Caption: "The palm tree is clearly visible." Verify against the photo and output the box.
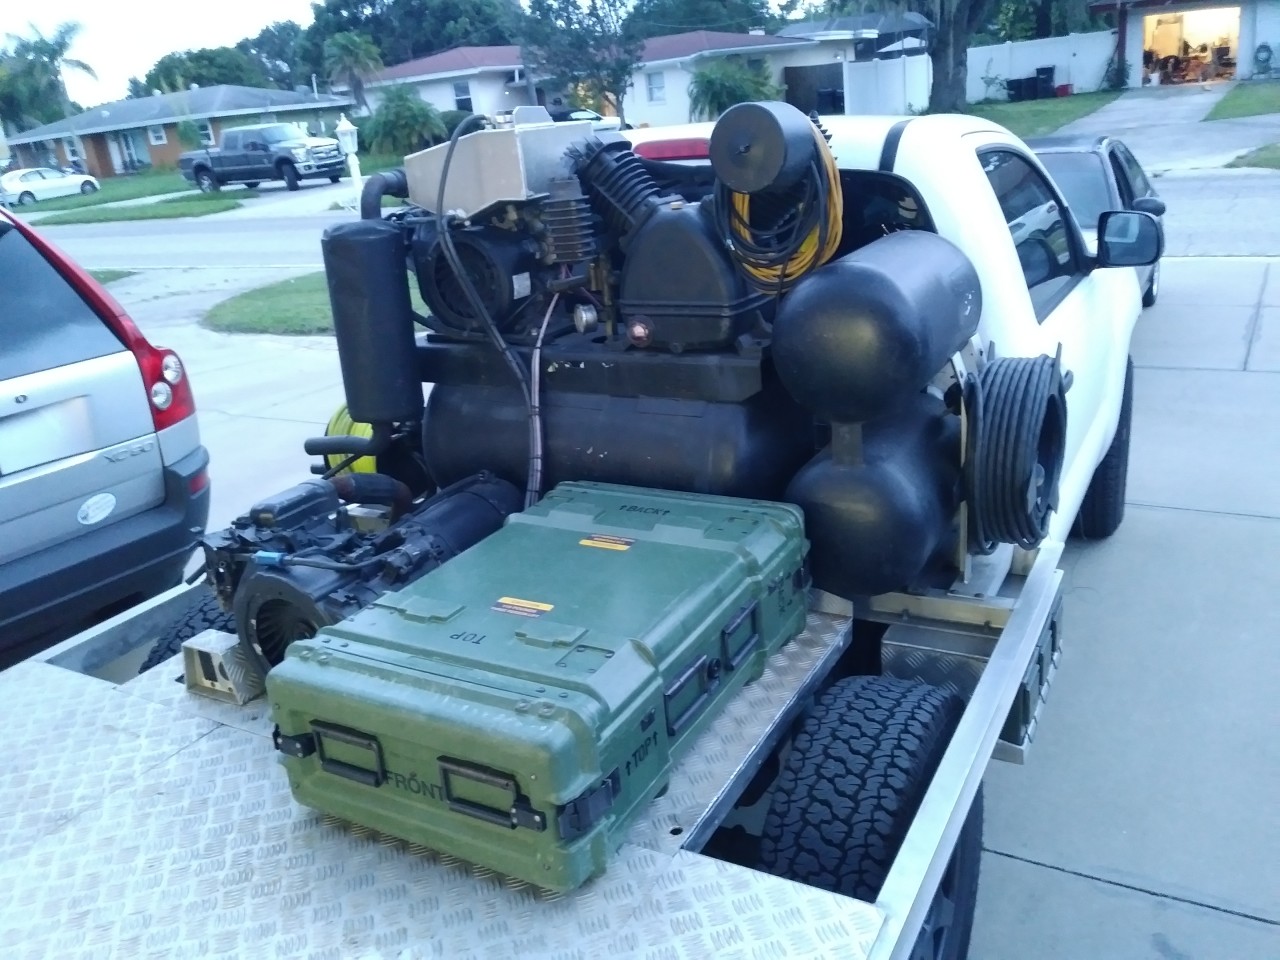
[688,59,778,121]
[324,32,384,114]
[5,22,95,152]
[366,84,446,155]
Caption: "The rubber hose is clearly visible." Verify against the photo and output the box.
[360,168,409,220]
[328,472,414,520]
[964,354,1067,553]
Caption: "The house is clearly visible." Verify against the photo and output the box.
[776,12,934,57]
[1089,0,1280,84]
[620,31,817,127]
[770,16,935,116]
[5,85,353,179]
[357,46,539,117]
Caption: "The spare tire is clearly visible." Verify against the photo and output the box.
[138,587,236,674]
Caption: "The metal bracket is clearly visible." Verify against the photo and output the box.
[182,629,265,704]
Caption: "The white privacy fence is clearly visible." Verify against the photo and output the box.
[967,31,1119,102]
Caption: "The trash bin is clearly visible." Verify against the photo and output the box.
[1036,67,1056,100]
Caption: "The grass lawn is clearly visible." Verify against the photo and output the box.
[361,153,407,174]
[89,270,137,285]
[26,171,192,212]
[1227,143,1280,168]
[1207,81,1280,120]
[36,193,246,226]
[968,90,1122,138]
[205,270,431,336]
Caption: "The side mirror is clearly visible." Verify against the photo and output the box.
[1096,210,1163,268]
[1132,195,1166,217]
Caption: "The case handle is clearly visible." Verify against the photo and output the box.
[311,721,386,788]
[438,757,547,831]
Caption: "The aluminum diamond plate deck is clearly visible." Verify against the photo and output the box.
[0,612,884,960]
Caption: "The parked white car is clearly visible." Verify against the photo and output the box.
[546,106,627,132]
[1,167,100,205]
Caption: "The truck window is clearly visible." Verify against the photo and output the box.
[222,131,241,151]
[981,149,1078,320]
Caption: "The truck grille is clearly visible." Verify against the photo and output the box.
[311,145,342,163]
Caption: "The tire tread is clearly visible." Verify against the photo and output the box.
[138,588,235,674]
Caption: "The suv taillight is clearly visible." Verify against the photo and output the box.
[5,212,197,431]
[117,318,197,431]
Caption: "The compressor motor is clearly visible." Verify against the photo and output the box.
[203,471,522,672]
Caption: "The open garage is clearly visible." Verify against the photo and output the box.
[1092,0,1280,84]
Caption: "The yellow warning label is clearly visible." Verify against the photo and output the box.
[492,596,555,618]
[579,534,635,551]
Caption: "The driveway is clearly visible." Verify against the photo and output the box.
[972,255,1280,958]
[1057,81,1280,171]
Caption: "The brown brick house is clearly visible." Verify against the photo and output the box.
[6,85,353,179]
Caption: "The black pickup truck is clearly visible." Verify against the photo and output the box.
[179,122,346,192]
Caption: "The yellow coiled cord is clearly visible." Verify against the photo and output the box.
[724,121,844,293]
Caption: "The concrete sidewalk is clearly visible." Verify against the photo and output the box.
[972,256,1280,959]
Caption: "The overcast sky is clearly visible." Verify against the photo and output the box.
[20,2,319,107]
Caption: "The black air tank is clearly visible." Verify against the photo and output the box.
[786,394,961,599]
[771,229,982,425]
[422,375,814,500]
[321,219,424,424]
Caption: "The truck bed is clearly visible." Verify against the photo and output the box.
[0,544,1064,959]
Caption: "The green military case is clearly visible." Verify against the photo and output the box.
[267,481,809,892]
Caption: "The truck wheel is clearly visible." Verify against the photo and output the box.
[138,586,236,674]
[757,675,982,960]
[281,162,301,191]
[328,174,342,183]
[244,181,260,189]
[1142,261,1160,308]
[195,170,219,193]
[1072,356,1133,540]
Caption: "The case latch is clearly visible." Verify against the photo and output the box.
[557,770,620,842]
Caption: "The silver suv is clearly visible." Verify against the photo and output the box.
[0,208,210,652]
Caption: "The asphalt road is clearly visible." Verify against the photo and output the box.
[37,213,338,270]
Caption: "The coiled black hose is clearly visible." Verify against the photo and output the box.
[964,354,1068,554]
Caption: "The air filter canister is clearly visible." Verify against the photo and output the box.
[708,101,818,195]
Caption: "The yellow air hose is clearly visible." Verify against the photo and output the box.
[723,120,844,293]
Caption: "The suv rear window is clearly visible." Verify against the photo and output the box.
[0,222,125,381]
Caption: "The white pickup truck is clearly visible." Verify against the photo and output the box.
[0,111,1159,960]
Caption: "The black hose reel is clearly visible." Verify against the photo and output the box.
[963,352,1069,554]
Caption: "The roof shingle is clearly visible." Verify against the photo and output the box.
[7,85,352,144]
[370,45,526,85]
[639,30,812,62]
